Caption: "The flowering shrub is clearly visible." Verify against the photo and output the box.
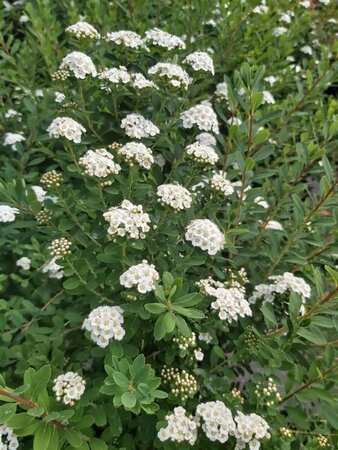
[0,1,338,449]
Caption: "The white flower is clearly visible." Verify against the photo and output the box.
[227,117,242,126]
[82,305,125,347]
[0,425,19,450]
[47,117,86,143]
[264,76,278,86]
[280,12,293,24]
[185,219,225,255]
[198,332,212,344]
[103,200,151,239]
[55,91,66,103]
[185,141,219,165]
[120,260,159,293]
[262,91,275,104]
[148,63,190,89]
[254,196,269,208]
[79,149,121,178]
[99,66,131,84]
[210,172,234,196]
[4,109,22,120]
[130,73,157,90]
[35,89,44,97]
[144,28,186,50]
[183,51,214,75]
[157,407,198,445]
[265,220,283,231]
[300,45,313,55]
[215,81,228,100]
[234,411,270,449]
[181,103,219,133]
[196,401,236,443]
[195,132,217,146]
[300,0,311,6]
[116,142,154,169]
[272,27,288,37]
[106,30,144,48]
[66,21,100,39]
[121,113,159,139]
[16,257,31,270]
[59,51,97,79]
[3,132,25,149]
[253,5,268,14]
[157,183,192,211]
[53,372,86,405]
[319,0,330,5]
[0,205,19,222]
[41,257,64,279]
[31,186,47,202]
[194,349,204,361]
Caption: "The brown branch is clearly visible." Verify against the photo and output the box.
[22,289,64,333]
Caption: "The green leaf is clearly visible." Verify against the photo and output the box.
[33,422,53,450]
[121,392,136,408]
[90,438,108,450]
[63,278,82,290]
[112,372,130,388]
[144,303,167,314]
[173,315,190,337]
[172,305,205,319]
[27,406,44,417]
[0,403,16,423]
[154,315,168,340]
[253,129,269,147]
[173,293,202,307]
[251,92,263,111]
[297,326,327,345]
[65,428,83,448]
[261,303,277,327]
[6,413,37,429]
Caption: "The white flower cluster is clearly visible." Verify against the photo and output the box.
[196,132,217,146]
[79,149,121,178]
[131,73,158,90]
[198,277,252,322]
[16,257,31,270]
[265,220,283,231]
[41,257,64,279]
[249,272,311,311]
[3,132,25,149]
[66,21,100,39]
[0,205,19,223]
[103,200,151,239]
[262,91,275,104]
[183,51,214,74]
[157,407,198,445]
[161,366,198,400]
[119,260,159,293]
[47,117,86,143]
[59,51,97,79]
[0,425,19,450]
[198,332,212,344]
[144,28,186,50]
[106,30,144,49]
[55,91,65,103]
[215,81,228,100]
[82,305,125,347]
[210,172,234,196]
[31,185,47,202]
[148,63,190,89]
[254,196,269,208]
[99,67,157,90]
[53,372,86,405]
[121,113,160,139]
[234,411,270,450]
[157,183,192,211]
[272,27,287,37]
[181,102,219,133]
[196,401,236,443]
[185,219,225,255]
[4,109,22,120]
[116,142,154,169]
[185,142,219,165]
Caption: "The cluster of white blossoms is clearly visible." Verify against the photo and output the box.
[31,185,47,202]
[183,51,214,74]
[196,401,236,443]
[254,196,269,208]
[115,142,154,169]
[272,27,287,37]
[185,219,225,255]
[105,30,144,49]
[99,67,157,90]
[103,200,151,239]
[144,28,186,50]
[3,132,25,149]
[59,51,97,79]
[0,425,19,450]
[66,21,100,39]
[198,331,212,344]
[41,257,64,279]
[16,256,31,270]
[249,272,311,312]
[148,63,190,89]
[215,81,228,100]
[262,91,275,104]
[121,113,160,139]
[0,205,19,223]
[79,149,121,178]
[53,372,86,406]
[195,132,217,147]
[157,183,192,211]
[157,407,198,445]
[255,378,282,407]
[210,172,235,196]
[234,411,270,450]
[4,108,22,120]
[265,220,283,231]
[181,102,219,133]
[185,142,219,165]
[82,305,125,347]
[119,260,159,293]
[197,277,252,323]
[47,117,86,143]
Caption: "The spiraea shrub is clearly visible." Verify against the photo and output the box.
[0,1,338,449]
